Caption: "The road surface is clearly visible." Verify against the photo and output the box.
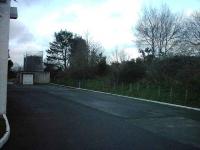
[3,84,200,150]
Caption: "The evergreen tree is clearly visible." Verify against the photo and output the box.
[46,30,73,70]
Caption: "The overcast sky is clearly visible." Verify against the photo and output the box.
[9,0,200,65]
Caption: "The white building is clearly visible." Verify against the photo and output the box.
[0,0,17,114]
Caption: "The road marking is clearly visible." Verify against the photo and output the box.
[50,83,200,112]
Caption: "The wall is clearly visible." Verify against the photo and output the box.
[19,72,50,84]
[0,0,10,114]
[34,72,50,84]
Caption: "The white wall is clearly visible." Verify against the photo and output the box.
[34,72,50,84]
[0,0,10,114]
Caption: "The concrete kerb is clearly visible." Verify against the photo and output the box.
[0,114,10,149]
[50,83,200,112]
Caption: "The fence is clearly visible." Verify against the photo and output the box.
[56,79,200,108]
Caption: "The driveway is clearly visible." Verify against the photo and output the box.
[3,84,200,150]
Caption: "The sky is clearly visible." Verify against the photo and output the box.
[9,0,200,65]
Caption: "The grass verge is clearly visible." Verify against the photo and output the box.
[54,79,200,108]
[0,116,6,138]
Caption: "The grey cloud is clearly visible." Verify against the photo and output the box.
[9,20,34,44]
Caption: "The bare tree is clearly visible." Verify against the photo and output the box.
[135,7,157,57]
[84,31,105,66]
[135,5,182,58]
[119,49,130,62]
[157,5,182,56]
[110,47,130,63]
[180,11,200,56]
[89,42,105,66]
[111,47,120,63]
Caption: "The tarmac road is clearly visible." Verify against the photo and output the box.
[3,84,200,150]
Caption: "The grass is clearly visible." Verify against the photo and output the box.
[0,116,6,138]
[54,79,200,108]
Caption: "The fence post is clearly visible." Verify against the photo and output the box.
[121,82,124,94]
[102,81,105,91]
[113,82,116,90]
[129,84,132,92]
[78,81,81,88]
[85,80,87,89]
[146,83,149,89]
[158,86,160,98]
[96,80,98,90]
[136,83,140,96]
[185,89,188,105]
[170,87,173,102]
[137,83,140,92]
